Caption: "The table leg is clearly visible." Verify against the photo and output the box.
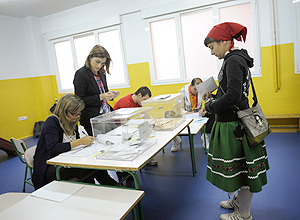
[55,165,62,180]
[132,207,138,220]
[128,171,144,220]
[187,126,197,176]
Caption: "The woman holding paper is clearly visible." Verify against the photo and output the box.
[32,94,117,190]
[203,22,269,220]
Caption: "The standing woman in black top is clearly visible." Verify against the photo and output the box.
[203,22,269,220]
[73,45,120,136]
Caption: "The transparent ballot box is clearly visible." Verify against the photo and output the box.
[141,93,185,130]
[90,107,157,161]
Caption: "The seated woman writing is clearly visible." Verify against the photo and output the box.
[32,94,117,189]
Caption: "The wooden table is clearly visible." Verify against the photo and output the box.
[0,181,144,220]
[47,119,193,220]
[180,117,208,151]
[47,119,194,187]
[178,117,208,174]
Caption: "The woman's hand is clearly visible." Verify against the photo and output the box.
[79,136,94,145]
[198,108,207,117]
[100,91,120,100]
[110,90,120,99]
[70,136,94,149]
[202,91,212,100]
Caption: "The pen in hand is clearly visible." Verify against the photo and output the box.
[81,130,94,145]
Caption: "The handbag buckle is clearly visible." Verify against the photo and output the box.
[255,115,264,127]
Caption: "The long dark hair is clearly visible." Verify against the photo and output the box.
[85,45,112,74]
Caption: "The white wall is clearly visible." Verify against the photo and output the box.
[0,15,31,79]
[0,15,50,80]
[120,11,149,64]
[22,16,50,77]
[257,0,295,47]
[40,0,178,33]
[0,0,297,80]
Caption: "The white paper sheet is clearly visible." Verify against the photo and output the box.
[60,145,96,157]
[184,112,202,120]
[192,117,209,123]
[96,134,122,145]
[31,181,83,203]
[152,94,171,100]
[196,76,218,97]
[113,107,141,115]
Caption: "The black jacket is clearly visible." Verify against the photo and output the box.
[73,66,113,135]
[205,49,253,122]
[32,116,80,189]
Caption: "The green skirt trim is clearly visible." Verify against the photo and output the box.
[206,121,269,193]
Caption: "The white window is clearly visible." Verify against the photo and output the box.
[74,34,96,69]
[150,17,181,81]
[97,28,127,87]
[53,39,74,93]
[146,0,260,85]
[180,8,216,81]
[51,26,128,94]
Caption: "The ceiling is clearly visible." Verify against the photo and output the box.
[0,0,101,18]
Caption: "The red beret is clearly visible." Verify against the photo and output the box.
[207,22,247,42]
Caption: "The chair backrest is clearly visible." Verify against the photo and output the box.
[10,138,28,163]
[24,145,37,169]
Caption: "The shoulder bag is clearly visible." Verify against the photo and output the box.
[235,78,271,146]
[219,77,271,146]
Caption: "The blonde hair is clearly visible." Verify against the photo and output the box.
[53,94,85,135]
[85,45,112,74]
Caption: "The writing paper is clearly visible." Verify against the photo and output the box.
[196,76,217,97]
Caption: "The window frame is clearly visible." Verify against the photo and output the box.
[50,25,129,94]
[146,13,187,86]
[145,0,261,86]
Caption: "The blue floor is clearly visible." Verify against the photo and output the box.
[1,133,300,219]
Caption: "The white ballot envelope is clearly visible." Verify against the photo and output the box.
[196,76,218,97]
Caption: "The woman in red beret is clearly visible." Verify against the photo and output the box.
[203,22,269,220]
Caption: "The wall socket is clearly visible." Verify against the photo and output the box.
[18,116,27,121]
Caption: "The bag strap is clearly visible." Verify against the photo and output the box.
[249,76,258,107]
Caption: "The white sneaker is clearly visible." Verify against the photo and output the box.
[220,209,252,220]
[171,143,179,152]
[174,136,181,144]
[220,195,239,210]
[147,158,158,166]
[201,133,209,149]
[171,136,181,152]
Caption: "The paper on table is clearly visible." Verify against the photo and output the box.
[96,134,122,145]
[184,112,202,120]
[196,76,218,97]
[60,145,96,157]
[152,94,172,100]
[113,107,141,115]
[31,181,83,203]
